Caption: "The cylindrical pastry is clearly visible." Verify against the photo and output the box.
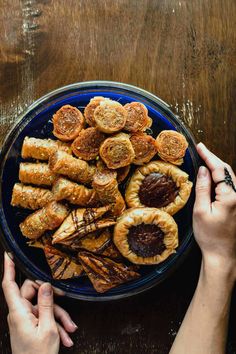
[72,127,106,161]
[21,137,71,160]
[11,183,54,210]
[155,130,188,165]
[52,105,85,141]
[19,162,56,186]
[96,159,130,183]
[130,132,158,165]
[19,201,69,239]
[124,102,150,132]
[84,96,109,127]
[99,133,135,169]
[94,100,127,133]
[52,177,99,206]
[92,169,126,216]
[49,150,96,185]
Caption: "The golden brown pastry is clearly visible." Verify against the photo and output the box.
[124,102,150,132]
[52,177,99,207]
[96,159,130,184]
[155,130,188,165]
[11,183,54,210]
[99,133,135,169]
[113,207,178,265]
[92,169,126,217]
[130,132,158,165]
[21,137,71,160]
[19,201,69,239]
[94,100,127,133]
[49,150,96,185]
[72,127,106,161]
[44,246,83,279]
[19,162,56,186]
[52,105,85,141]
[84,96,109,126]
[125,160,192,215]
[78,251,140,293]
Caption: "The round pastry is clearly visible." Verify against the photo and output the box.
[99,133,135,169]
[72,127,106,160]
[130,132,158,165]
[52,105,85,141]
[113,207,178,265]
[94,100,127,133]
[124,102,150,132]
[84,96,108,127]
[125,160,192,215]
[156,130,188,165]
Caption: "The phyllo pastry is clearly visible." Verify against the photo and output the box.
[113,207,178,265]
[78,251,140,293]
[52,105,85,141]
[19,162,56,186]
[156,130,188,165]
[94,100,127,133]
[124,102,150,132]
[21,137,71,160]
[84,96,109,127]
[130,132,158,165]
[125,161,192,215]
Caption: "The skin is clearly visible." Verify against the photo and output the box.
[169,142,236,354]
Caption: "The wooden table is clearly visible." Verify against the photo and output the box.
[1,1,235,353]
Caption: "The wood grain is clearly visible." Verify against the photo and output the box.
[0,1,235,353]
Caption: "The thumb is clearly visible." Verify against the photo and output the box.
[194,166,212,213]
[38,283,55,330]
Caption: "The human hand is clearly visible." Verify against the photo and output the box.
[2,252,77,354]
[193,143,236,278]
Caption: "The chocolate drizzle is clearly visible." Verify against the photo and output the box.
[139,173,179,208]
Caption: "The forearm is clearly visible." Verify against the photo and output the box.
[169,258,235,354]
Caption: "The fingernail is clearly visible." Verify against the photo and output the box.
[198,166,208,177]
[7,252,14,260]
[67,338,74,347]
[42,283,52,296]
[35,280,43,285]
[71,320,78,329]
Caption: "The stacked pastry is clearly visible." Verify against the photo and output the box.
[10,97,192,293]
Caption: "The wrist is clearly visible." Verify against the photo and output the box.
[202,253,235,285]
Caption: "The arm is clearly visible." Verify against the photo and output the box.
[170,143,236,354]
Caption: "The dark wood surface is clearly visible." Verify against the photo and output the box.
[0,1,235,353]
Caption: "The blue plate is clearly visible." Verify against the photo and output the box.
[0,81,199,301]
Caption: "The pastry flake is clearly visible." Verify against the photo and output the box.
[124,102,150,132]
[94,100,127,134]
[130,132,158,165]
[156,130,188,165]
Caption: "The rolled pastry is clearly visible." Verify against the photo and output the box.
[124,102,150,132]
[21,137,71,160]
[156,130,188,165]
[72,127,106,161]
[92,169,126,216]
[99,133,135,169]
[19,201,69,239]
[84,96,109,126]
[130,132,158,165]
[11,183,54,210]
[49,150,96,185]
[19,162,56,186]
[96,159,130,183]
[52,177,99,206]
[52,105,85,141]
[94,100,127,133]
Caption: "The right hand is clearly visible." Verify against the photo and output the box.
[193,143,236,277]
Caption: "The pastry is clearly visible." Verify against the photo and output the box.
[96,159,130,184]
[99,133,135,169]
[130,132,158,165]
[84,96,109,126]
[21,137,71,160]
[94,100,127,133]
[113,207,178,264]
[156,130,188,165]
[125,160,192,215]
[72,127,106,161]
[19,162,56,186]
[52,105,85,141]
[124,102,150,132]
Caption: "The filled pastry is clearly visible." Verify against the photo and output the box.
[124,102,150,132]
[72,127,106,161]
[130,132,158,165]
[99,133,135,169]
[84,96,109,126]
[94,100,127,133]
[113,207,178,264]
[21,137,71,160]
[19,162,56,186]
[125,160,192,215]
[11,183,54,210]
[156,130,188,165]
[52,105,85,141]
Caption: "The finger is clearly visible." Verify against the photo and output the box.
[38,283,56,330]
[2,252,22,311]
[194,166,212,213]
[54,304,78,333]
[57,323,74,348]
[35,280,65,296]
[20,280,39,301]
